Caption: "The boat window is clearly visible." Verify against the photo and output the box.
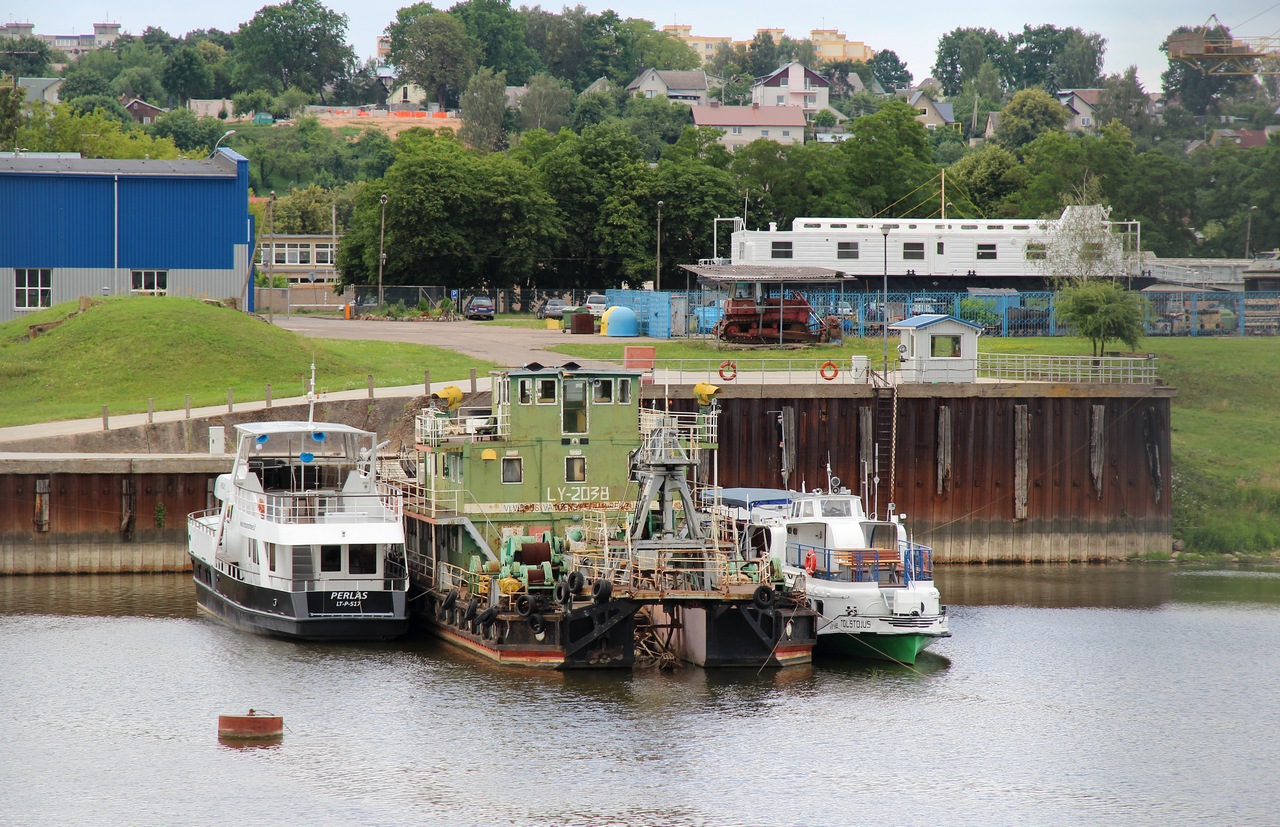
[518,378,532,405]
[562,379,588,434]
[977,243,997,260]
[903,242,925,260]
[799,501,816,518]
[593,378,613,403]
[618,378,632,404]
[536,378,557,404]
[502,457,523,484]
[320,544,342,572]
[566,456,586,482]
[960,224,978,230]
[348,543,377,574]
[249,539,260,565]
[868,524,896,550]
[821,499,851,517]
[803,222,821,229]
[830,223,847,229]
[266,543,276,572]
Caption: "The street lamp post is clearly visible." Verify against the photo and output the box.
[881,224,890,377]
[378,194,388,309]
[1245,205,1258,258]
[209,129,236,157]
[655,200,664,291]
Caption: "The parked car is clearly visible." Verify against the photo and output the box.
[585,294,607,318]
[464,296,495,320]
[537,298,568,319]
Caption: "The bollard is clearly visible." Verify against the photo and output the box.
[148,398,154,424]
[185,394,191,419]
[228,388,234,413]
[368,374,374,398]
[470,367,477,393]
[266,383,272,409]
[102,405,109,431]
[424,369,431,395]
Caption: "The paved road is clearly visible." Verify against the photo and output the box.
[270,316,654,369]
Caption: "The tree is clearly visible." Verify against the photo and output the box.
[1054,280,1144,356]
[460,67,509,151]
[66,95,133,127]
[148,108,224,151]
[995,88,1069,150]
[162,46,214,104]
[870,49,912,91]
[1039,180,1127,285]
[812,109,837,128]
[1053,30,1106,89]
[233,0,355,100]
[1094,66,1154,142]
[113,66,166,105]
[233,89,275,117]
[1160,23,1252,116]
[933,27,1011,96]
[17,104,180,159]
[0,77,23,146]
[449,0,540,84]
[0,36,53,77]
[387,8,479,110]
[946,144,1025,215]
[747,31,781,78]
[519,72,572,133]
[823,59,869,99]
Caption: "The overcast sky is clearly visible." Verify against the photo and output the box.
[12,1,1277,91]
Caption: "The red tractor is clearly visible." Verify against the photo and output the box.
[713,283,837,344]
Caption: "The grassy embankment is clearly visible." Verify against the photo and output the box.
[0,297,498,427]
[544,335,1280,560]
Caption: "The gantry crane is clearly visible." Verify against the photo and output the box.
[1167,13,1280,75]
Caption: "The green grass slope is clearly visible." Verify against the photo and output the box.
[0,297,497,427]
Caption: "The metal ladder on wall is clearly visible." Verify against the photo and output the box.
[873,386,898,519]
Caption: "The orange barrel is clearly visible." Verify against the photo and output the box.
[218,709,283,739]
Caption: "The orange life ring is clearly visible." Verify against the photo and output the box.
[819,361,839,381]
[718,360,737,381]
[804,548,818,575]
[257,497,266,517]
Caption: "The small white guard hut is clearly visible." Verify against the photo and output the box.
[889,314,983,383]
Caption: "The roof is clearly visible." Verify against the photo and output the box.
[718,487,795,509]
[889,314,984,331]
[0,153,242,177]
[235,421,375,438]
[690,105,807,128]
[679,264,856,283]
[755,62,828,88]
[17,77,62,103]
[507,362,641,378]
[1062,88,1102,107]
[933,102,955,123]
[627,68,710,92]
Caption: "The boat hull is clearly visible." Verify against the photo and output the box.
[193,569,408,641]
[815,629,944,665]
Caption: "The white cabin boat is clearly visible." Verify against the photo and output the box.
[726,488,949,664]
[187,420,408,640]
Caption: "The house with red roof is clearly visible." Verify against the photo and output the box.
[690,103,807,150]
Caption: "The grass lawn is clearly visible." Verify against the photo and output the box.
[0,297,499,427]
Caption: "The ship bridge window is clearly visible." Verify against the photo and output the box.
[566,456,586,482]
[320,544,342,572]
[903,242,925,260]
[960,224,978,230]
[987,225,1004,230]
[1013,224,1030,230]
[562,379,588,434]
[803,222,821,228]
[592,378,614,403]
[518,378,532,405]
[349,543,377,574]
[821,499,851,517]
[536,378,557,404]
[618,378,632,404]
[502,457,523,484]
[837,241,859,259]
[771,241,793,259]
[267,543,277,572]
[977,243,997,260]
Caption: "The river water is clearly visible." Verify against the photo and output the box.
[2,565,1278,827]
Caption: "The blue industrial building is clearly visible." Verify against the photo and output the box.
[0,149,254,324]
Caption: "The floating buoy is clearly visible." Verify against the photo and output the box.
[218,709,283,740]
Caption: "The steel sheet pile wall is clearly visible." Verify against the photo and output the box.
[669,385,1172,562]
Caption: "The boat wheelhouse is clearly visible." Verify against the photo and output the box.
[188,419,408,640]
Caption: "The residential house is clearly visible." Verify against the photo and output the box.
[809,29,874,63]
[582,77,615,96]
[1206,127,1279,148]
[123,98,165,125]
[751,62,831,119]
[661,25,731,66]
[690,103,806,150]
[1057,89,1102,132]
[188,98,234,119]
[16,77,62,105]
[983,111,1000,141]
[626,69,714,105]
[907,90,956,130]
[504,86,529,109]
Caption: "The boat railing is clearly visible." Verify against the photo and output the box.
[235,485,402,526]
[393,475,463,518]
[187,508,219,538]
[415,408,510,447]
[787,541,910,584]
[901,541,934,582]
[280,572,409,592]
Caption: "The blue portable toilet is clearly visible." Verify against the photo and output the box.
[605,305,640,337]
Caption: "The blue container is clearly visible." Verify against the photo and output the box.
[605,306,640,337]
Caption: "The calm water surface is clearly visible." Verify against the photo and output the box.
[2,565,1278,826]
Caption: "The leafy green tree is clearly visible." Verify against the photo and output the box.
[233,89,275,117]
[273,87,313,118]
[568,89,620,131]
[995,88,1069,150]
[933,27,1012,95]
[1054,280,1144,356]
[946,144,1025,215]
[148,108,224,151]
[708,42,750,80]
[712,72,753,106]
[519,72,573,133]
[812,109,838,128]
[661,125,732,169]
[654,154,737,277]
[1160,23,1252,117]
[460,67,509,151]
[58,69,114,102]
[162,46,214,104]
[621,95,692,162]
[233,0,355,100]
[823,59,870,98]
[1053,30,1106,89]
[352,128,396,179]
[0,36,53,77]
[112,65,165,104]
[331,58,387,107]
[616,20,700,74]
[1093,66,1154,143]
[17,104,181,159]
[746,31,781,77]
[66,95,133,126]
[449,0,540,84]
[870,49,912,91]
[0,76,23,146]
[387,6,479,110]
[139,26,179,54]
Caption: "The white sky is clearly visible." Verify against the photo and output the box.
[11,1,1279,91]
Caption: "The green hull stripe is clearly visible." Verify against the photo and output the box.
[815,632,935,665]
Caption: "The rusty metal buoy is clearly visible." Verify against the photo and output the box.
[218,708,283,740]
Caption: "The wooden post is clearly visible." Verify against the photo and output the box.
[266,383,272,408]
[228,388,234,413]
[1014,404,1028,521]
[185,394,191,419]
[469,367,477,393]
[368,374,375,398]
[102,405,109,431]
[424,369,431,395]
[148,398,154,424]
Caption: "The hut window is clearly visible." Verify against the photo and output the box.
[618,379,632,404]
[502,457,523,484]
[518,379,533,404]
[930,335,962,358]
[536,378,557,404]
[566,456,586,482]
[562,379,588,434]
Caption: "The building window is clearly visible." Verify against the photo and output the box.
[837,242,859,259]
[1025,241,1047,260]
[731,126,743,135]
[780,76,789,86]
[618,378,632,404]
[593,378,613,403]
[776,95,785,105]
[804,95,816,106]
[903,242,925,260]
[977,244,997,260]
[566,456,586,482]
[536,378,557,404]
[14,268,52,310]
[781,130,791,137]
[931,335,962,358]
[562,378,588,434]
[771,241,793,259]
[502,457,523,484]
[1081,117,1092,126]
[645,89,655,98]
[314,243,332,265]
[130,270,168,295]
[761,129,770,137]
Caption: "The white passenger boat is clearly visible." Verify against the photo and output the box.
[187,382,408,640]
[726,487,949,664]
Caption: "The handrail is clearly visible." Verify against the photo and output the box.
[976,352,1158,384]
[785,540,934,583]
[233,485,402,526]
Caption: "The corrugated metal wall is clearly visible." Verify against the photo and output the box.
[119,176,242,269]
[0,175,115,267]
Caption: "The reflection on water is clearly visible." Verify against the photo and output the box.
[2,567,1279,826]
